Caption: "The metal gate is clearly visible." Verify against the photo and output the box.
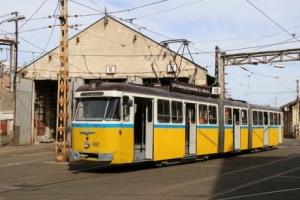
[16,78,34,146]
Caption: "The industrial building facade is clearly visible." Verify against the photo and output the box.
[8,16,210,145]
[280,99,300,138]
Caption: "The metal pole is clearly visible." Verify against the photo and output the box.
[219,51,225,99]
[10,43,15,93]
[296,80,300,138]
[55,0,69,162]
[12,12,19,146]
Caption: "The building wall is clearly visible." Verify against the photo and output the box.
[21,17,207,85]
[0,74,14,136]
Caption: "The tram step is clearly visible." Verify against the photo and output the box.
[183,155,197,159]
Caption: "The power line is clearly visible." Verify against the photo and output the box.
[19,0,48,30]
[246,0,300,43]
[41,1,60,55]
[133,0,204,20]
[90,0,105,12]
[109,0,167,14]
[69,0,104,13]
[0,13,13,19]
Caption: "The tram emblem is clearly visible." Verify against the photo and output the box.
[80,131,96,135]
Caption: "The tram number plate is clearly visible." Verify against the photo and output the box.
[93,142,99,147]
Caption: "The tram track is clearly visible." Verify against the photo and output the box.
[1,151,300,198]
[116,153,300,200]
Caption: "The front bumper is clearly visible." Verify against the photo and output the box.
[69,150,114,162]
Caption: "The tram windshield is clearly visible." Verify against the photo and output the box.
[74,97,120,121]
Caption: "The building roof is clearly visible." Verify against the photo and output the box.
[19,16,207,74]
[280,99,297,109]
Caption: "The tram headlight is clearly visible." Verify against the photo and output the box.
[84,141,90,149]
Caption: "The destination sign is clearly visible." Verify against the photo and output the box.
[169,80,210,97]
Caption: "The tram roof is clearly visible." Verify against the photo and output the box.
[76,81,218,103]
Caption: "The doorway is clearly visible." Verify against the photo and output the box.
[133,97,153,161]
[185,103,196,155]
[233,108,241,151]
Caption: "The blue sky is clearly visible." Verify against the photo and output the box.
[0,0,299,107]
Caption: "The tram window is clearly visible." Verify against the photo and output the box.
[123,96,130,121]
[258,111,263,125]
[105,98,120,120]
[209,105,217,124]
[241,110,248,125]
[225,107,232,125]
[198,104,208,124]
[274,113,278,125]
[253,111,258,125]
[75,97,120,121]
[270,112,274,125]
[171,101,183,123]
[157,99,170,123]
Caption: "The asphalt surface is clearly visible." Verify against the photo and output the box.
[0,137,300,200]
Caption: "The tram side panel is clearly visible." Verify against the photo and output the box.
[153,125,185,161]
[251,110,264,149]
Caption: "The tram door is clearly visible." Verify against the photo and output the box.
[233,109,241,151]
[185,103,196,155]
[263,112,269,147]
[133,97,153,161]
[279,113,282,144]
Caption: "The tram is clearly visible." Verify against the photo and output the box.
[69,80,283,165]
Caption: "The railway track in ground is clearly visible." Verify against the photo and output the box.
[1,147,300,200]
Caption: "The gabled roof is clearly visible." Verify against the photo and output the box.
[19,16,208,74]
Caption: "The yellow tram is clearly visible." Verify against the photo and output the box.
[70,81,283,165]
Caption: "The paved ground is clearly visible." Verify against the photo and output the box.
[0,138,300,200]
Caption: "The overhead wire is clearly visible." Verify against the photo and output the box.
[41,1,60,55]
[132,0,204,20]
[19,0,48,30]
[246,0,300,43]
[69,0,104,13]
[0,13,13,19]
[109,0,167,14]
[89,0,105,12]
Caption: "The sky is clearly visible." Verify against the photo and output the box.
[0,0,299,107]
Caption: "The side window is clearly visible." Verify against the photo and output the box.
[241,110,248,125]
[209,105,217,124]
[225,107,232,125]
[123,96,130,121]
[270,112,274,125]
[253,111,258,125]
[279,113,281,125]
[258,111,263,125]
[198,104,208,124]
[157,99,170,123]
[171,101,183,123]
[274,113,278,125]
